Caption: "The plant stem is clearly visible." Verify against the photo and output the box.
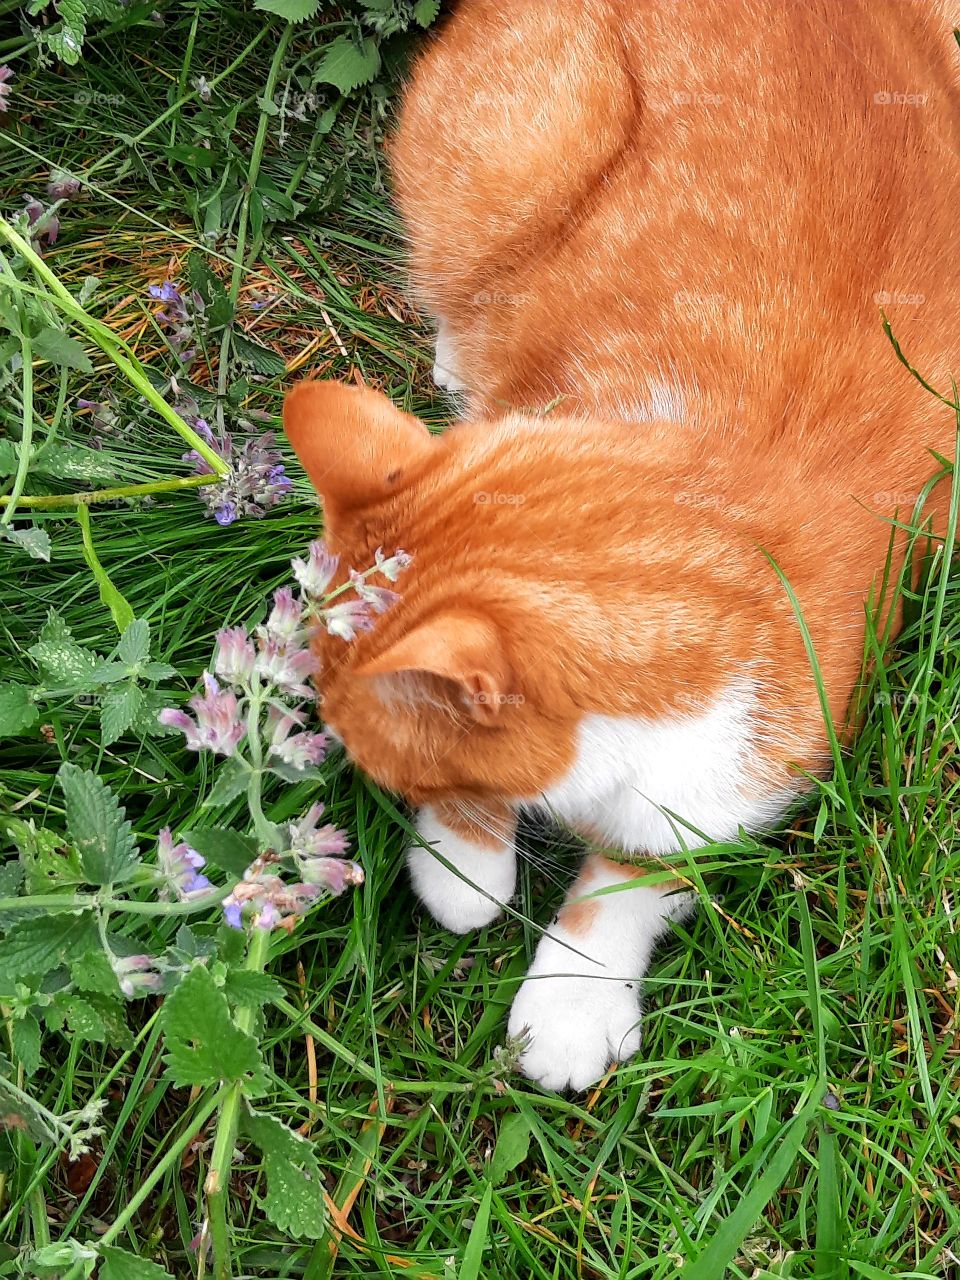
[59,1087,225,1280]
[0,472,222,508]
[0,221,229,476]
[0,885,234,917]
[204,927,271,1280]
[0,309,32,528]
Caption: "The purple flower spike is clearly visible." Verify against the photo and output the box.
[223,899,243,930]
[0,67,13,114]
[288,803,349,857]
[214,626,256,686]
[349,569,399,616]
[214,502,238,526]
[322,598,375,643]
[292,541,339,598]
[112,953,164,999]
[159,672,245,756]
[157,827,212,901]
[374,547,413,583]
[47,168,81,200]
[254,635,317,700]
[299,857,364,895]
[265,586,302,643]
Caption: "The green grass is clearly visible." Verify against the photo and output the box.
[2,4,960,1278]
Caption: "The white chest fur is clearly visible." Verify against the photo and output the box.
[537,682,797,855]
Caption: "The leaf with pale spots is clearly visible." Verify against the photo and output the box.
[243,1107,325,1238]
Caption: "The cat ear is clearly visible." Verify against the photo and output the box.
[282,380,438,513]
[355,610,512,725]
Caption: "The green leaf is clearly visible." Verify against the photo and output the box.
[99,1244,176,1280]
[224,970,284,1008]
[29,610,99,687]
[160,964,262,1087]
[12,1011,41,1075]
[0,683,39,737]
[232,331,286,376]
[0,916,98,989]
[5,817,85,893]
[202,756,250,808]
[489,1113,531,1185]
[314,34,380,94]
[253,0,321,20]
[459,1181,494,1280]
[117,618,150,666]
[3,524,51,560]
[182,827,256,877]
[100,683,144,746]
[44,993,108,1042]
[32,326,94,373]
[413,0,440,25]
[243,1107,325,1238]
[58,763,140,886]
[77,503,135,634]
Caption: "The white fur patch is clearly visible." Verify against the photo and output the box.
[538,681,796,854]
[409,805,517,933]
[507,860,692,1091]
[432,320,468,393]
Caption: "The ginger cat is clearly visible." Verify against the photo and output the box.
[284,0,960,1091]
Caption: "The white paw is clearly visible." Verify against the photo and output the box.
[408,808,516,933]
[507,973,642,1092]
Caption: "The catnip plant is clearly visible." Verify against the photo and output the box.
[0,540,410,1280]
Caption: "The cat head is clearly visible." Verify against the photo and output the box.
[283,379,580,809]
[282,380,724,811]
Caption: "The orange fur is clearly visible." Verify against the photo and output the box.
[286,0,960,834]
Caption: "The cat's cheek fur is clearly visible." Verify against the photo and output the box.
[408,804,518,933]
[508,856,694,1092]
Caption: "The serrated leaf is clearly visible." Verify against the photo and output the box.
[0,916,98,989]
[232,331,286,376]
[243,1107,325,1238]
[117,618,150,665]
[5,817,85,893]
[314,34,380,94]
[32,443,116,481]
[58,763,140,886]
[182,827,256,878]
[100,683,144,746]
[32,326,94,372]
[0,859,23,897]
[12,1011,41,1075]
[99,1244,176,1280]
[254,0,321,20]
[3,524,51,560]
[224,970,284,1008]
[0,683,39,737]
[202,757,249,808]
[29,633,98,687]
[489,1112,531,1185]
[413,0,440,25]
[69,947,121,995]
[44,993,107,1042]
[160,964,262,1086]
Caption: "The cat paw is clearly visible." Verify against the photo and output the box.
[507,974,642,1092]
[408,809,516,933]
